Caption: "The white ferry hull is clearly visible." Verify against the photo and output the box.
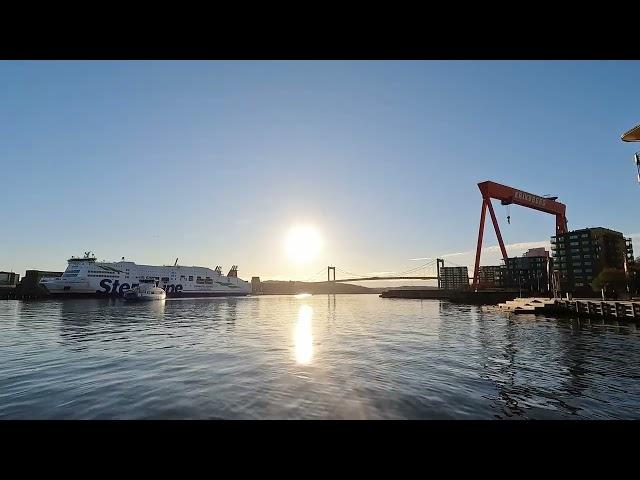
[40,256,252,298]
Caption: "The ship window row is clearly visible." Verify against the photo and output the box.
[88,274,119,278]
[118,274,206,282]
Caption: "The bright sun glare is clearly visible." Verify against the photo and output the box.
[285,225,322,264]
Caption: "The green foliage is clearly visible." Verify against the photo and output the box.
[591,268,627,292]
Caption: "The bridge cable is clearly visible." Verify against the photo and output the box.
[394,259,437,276]
[304,267,329,283]
[335,267,367,279]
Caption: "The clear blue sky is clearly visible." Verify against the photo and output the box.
[1,61,638,281]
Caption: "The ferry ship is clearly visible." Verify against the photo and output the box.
[40,252,252,298]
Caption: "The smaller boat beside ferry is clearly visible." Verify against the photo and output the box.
[123,278,166,302]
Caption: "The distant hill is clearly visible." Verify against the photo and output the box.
[259,281,385,295]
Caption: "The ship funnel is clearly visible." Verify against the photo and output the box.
[227,265,238,277]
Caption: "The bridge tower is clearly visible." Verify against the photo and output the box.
[436,258,444,289]
[327,266,336,282]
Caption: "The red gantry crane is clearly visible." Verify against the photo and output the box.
[472,181,568,289]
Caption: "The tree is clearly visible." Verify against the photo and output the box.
[591,268,627,293]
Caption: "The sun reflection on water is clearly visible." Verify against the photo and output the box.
[294,304,313,365]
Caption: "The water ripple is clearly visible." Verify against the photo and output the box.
[1,295,640,419]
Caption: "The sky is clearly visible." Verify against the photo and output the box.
[1,61,638,284]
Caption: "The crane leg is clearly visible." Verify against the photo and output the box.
[486,197,509,264]
[472,200,487,289]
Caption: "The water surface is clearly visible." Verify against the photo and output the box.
[1,294,639,419]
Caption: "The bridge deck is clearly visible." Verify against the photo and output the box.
[319,276,476,283]
[330,276,437,282]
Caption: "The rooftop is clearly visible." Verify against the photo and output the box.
[553,227,625,237]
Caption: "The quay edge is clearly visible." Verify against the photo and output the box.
[380,289,520,305]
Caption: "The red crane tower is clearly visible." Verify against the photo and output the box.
[472,181,568,289]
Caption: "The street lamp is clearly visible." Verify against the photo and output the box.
[621,122,640,183]
[622,123,640,141]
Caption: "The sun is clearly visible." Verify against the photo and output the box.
[285,225,323,264]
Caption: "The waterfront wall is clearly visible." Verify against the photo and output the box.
[380,288,521,305]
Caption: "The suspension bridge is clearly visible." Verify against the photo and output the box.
[303,258,472,287]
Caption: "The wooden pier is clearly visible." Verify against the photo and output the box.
[491,297,640,320]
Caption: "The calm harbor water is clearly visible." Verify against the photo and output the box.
[1,294,639,419]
